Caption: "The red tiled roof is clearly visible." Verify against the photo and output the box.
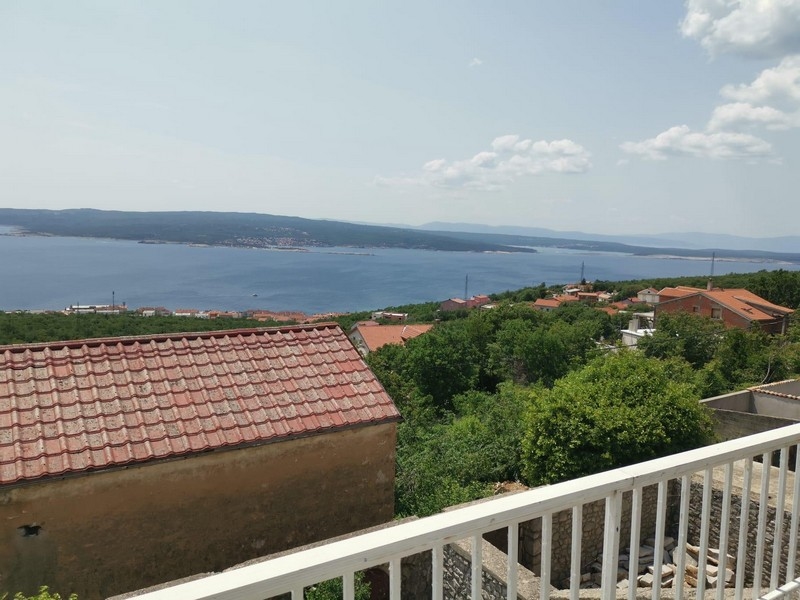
[534,298,561,309]
[0,324,400,486]
[657,286,704,301]
[703,289,794,321]
[353,323,433,352]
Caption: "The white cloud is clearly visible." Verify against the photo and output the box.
[720,54,800,104]
[620,125,773,159]
[708,101,798,130]
[377,135,592,191]
[469,57,484,68]
[681,0,800,58]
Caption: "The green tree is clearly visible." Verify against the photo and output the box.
[394,384,530,516]
[521,351,714,486]
[403,322,481,414]
[639,312,726,368]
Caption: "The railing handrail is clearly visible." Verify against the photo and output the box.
[131,422,800,600]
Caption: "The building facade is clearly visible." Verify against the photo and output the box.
[0,324,400,599]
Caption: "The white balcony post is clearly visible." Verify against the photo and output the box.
[788,445,800,582]
[472,533,482,600]
[541,513,553,600]
[697,467,713,600]
[754,452,773,599]
[571,505,582,600]
[628,487,642,600]
[735,457,754,600]
[508,522,519,600]
[716,462,733,600]
[771,448,789,590]
[433,544,444,600]
[389,557,401,600]
[651,481,668,599]
[343,573,355,600]
[674,474,690,600]
[601,491,622,600]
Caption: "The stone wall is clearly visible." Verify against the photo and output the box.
[0,423,397,600]
[483,484,671,586]
[686,467,796,587]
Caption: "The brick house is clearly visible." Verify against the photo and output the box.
[0,324,400,599]
[655,287,794,334]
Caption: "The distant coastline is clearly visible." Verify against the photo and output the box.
[2,208,800,264]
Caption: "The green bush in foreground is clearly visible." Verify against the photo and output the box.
[1,587,77,600]
[522,350,715,486]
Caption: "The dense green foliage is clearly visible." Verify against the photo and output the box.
[1,587,77,600]
[521,352,715,485]
[0,313,287,345]
[368,271,800,516]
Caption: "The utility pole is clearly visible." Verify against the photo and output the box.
[464,274,469,300]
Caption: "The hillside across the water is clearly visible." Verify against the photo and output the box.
[2,208,800,263]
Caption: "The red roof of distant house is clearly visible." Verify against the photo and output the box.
[353,323,434,352]
[533,298,561,309]
[0,324,400,486]
[702,289,794,321]
[657,286,704,301]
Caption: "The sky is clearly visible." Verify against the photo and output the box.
[1,1,799,237]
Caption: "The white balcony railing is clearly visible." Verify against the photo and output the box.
[131,423,800,600]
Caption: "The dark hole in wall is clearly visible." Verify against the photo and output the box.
[18,524,42,537]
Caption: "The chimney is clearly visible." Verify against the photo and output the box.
[707,278,713,291]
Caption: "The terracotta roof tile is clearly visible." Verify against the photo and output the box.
[350,323,433,353]
[0,324,400,485]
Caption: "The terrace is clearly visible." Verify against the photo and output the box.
[129,423,800,600]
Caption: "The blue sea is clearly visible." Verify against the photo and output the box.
[1,229,798,315]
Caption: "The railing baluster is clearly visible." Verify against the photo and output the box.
[754,451,773,599]
[675,474,690,600]
[628,487,642,600]
[601,492,622,600]
[472,533,481,600]
[126,424,800,600]
[697,467,713,600]
[433,544,444,600]
[343,572,355,600]
[541,513,553,600]
[571,505,582,600]
[389,557,401,600]
[735,457,753,600]
[652,481,668,600]
[508,522,519,600]
[772,448,789,590]
[788,445,800,582]
[716,462,733,600]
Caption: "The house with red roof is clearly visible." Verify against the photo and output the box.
[348,321,433,355]
[531,295,579,312]
[655,286,794,334]
[439,295,492,312]
[0,324,400,599]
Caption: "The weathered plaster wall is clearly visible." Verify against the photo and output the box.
[708,408,798,442]
[0,423,396,600]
